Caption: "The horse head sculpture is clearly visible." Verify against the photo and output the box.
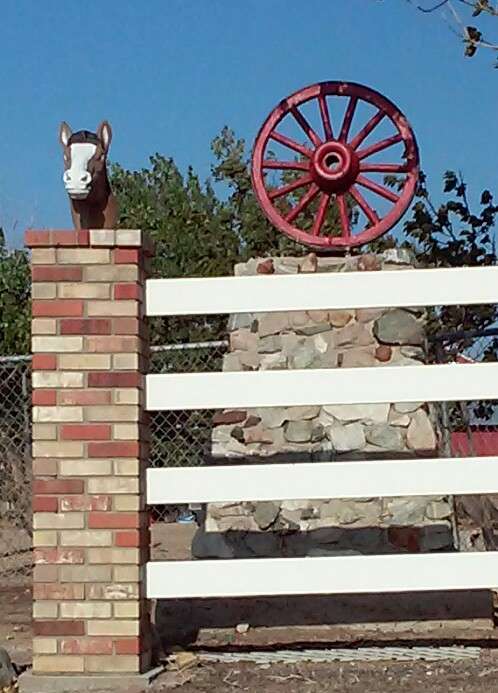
[59,120,119,229]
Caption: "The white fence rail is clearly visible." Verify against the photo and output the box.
[144,266,498,601]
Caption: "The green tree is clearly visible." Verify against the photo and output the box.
[0,229,30,356]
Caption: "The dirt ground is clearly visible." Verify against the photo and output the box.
[2,524,498,691]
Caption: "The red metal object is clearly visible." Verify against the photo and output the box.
[251,81,420,250]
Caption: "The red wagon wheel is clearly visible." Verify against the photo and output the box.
[251,81,419,250]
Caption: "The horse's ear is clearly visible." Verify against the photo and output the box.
[59,121,72,148]
[97,121,112,153]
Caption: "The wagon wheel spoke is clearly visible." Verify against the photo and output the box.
[349,110,385,151]
[339,96,358,143]
[290,106,322,148]
[270,131,314,159]
[269,173,313,200]
[285,184,320,223]
[336,194,351,238]
[359,163,408,174]
[263,160,310,171]
[356,175,400,203]
[357,133,403,160]
[350,186,380,226]
[312,193,331,236]
[318,94,333,141]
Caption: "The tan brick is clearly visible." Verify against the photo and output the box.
[86,405,139,422]
[87,620,139,636]
[32,318,57,335]
[33,655,84,673]
[32,423,57,440]
[33,531,58,547]
[113,602,140,618]
[87,301,138,317]
[60,601,112,618]
[113,459,140,476]
[59,459,112,476]
[85,655,140,673]
[84,265,139,282]
[33,638,58,655]
[113,496,142,512]
[34,513,85,530]
[57,248,110,264]
[59,565,112,582]
[90,229,116,246]
[87,583,139,600]
[32,371,84,389]
[116,229,142,246]
[113,565,141,582]
[31,248,56,264]
[33,441,84,458]
[32,336,84,353]
[113,388,140,405]
[60,531,113,547]
[33,601,59,618]
[32,283,57,299]
[88,548,140,564]
[113,353,140,370]
[88,478,139,495]
[59,354,111,370]
[113,424,140,441]
[58,283,111,299]
[34,406,83,423]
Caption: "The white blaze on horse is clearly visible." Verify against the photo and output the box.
[59,120,119,230]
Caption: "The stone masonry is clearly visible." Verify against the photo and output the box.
[194,250,455,559]
[25,229,153,679]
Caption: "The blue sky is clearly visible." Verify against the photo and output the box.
[0,0,496,246]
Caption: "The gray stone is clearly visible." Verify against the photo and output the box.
[322,403,389,424]
[287,405,320,421]
[384,498,427,526]
[388,409,411,427]
[300,254,318,272]
[239,350,260,369]
[329,310,353,327]
[290,344,316,369]
[341,349,377,368]
[401,346,426,361]
[254,501,280,529]
[311,423,325,442]
[326,421,366,452]
[366,424,405,450]
[258,313,290,337]
[244,532,281,556]
[394,402,422,413]
[260,352,287,370]
[258,335,282,354]
[230,329,258,351]
[223,352,243,372]
[337,322,374,347]
[0,648,15,689]
[19,668,164,693]
[425,500,453,521]
[373,309,424,346]
[192,529,235,558]
[228,313,255,331]
[296,321,331,336]
[316,256,347,271]
[407,409,437,451]
[284,420,313,443]
[313,332,334,354]
[235,259,259,275]
[320,501,362,525]
[420,523,453,552]
[289,312,309,329]
[281,499,312,512]
[256,407,287,428]
[382,247,414,265]
[307,310,329,323]
[243,425,273,444]
[355,308,384,323]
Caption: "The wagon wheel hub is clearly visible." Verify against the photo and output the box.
[310,141,359,194]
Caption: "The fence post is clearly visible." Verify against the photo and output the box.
[23,229,155,690]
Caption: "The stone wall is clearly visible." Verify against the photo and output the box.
[193,250,455,559]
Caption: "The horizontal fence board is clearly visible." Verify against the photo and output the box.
[146,457,498,504]
[147,552,498,599]
[146,362,498,411]
[145,266,498,317]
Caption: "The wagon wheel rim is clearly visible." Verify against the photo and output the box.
[251,81,420,250]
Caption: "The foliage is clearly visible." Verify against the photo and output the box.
[0,230,30,356]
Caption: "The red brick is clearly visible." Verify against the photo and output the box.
[88,372,141,388]
[115,530,140,547]
[115,638,141,655]
[34,548,85,565]
[33,565,58,582]
[86,336,139,353]
[88,442,139,458]
[33,459,58,476]
[32,354,57,371]
[112,318,140,335]
[114,248,140,264]
[33,496,58,513]
[32,266,83,282]
[33,583,83,600]
[60,319,112,335]
[33,390,57,406]
[51,231,85,247]
[114,283,141,300]
[89,513,140,529]
[61,424,112,441]
[32,300,84,318]
[61,638,113,655]
[34,479,84,495]
[25,230,51,247]
[33,620,85,636]
[58,390,112,406]
[60,496,112,512]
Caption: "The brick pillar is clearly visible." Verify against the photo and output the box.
[24,229,153,685]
